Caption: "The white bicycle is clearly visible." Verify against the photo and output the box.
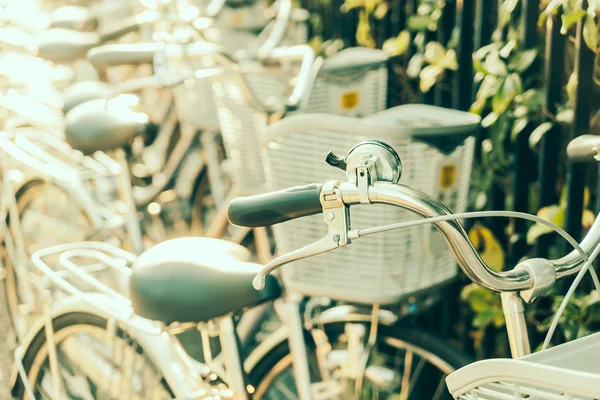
[20,134,599,399]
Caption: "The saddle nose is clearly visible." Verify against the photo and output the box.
[62,81,112,114]
[37,28,100,63]
[65,94,149,154]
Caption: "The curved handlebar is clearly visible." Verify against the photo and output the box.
[88,43,161,71]
[255,0,292,61]
[229,180,600,293]
[264,45,316,110]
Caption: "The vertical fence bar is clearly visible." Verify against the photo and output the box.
[390,0,405,36]
[536,9,564,257]
[452,0,475,111]
[508,0,539,265]
[435,0,457,107]
[564,5,595,246]
[471,0,495,162]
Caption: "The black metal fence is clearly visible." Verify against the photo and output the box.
[299,0,600,357]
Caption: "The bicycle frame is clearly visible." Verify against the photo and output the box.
[13,238,402,400]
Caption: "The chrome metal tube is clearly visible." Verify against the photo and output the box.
[256,0,292,60]
[501,292,530,358]
[343,182,534,292]
[266,45,315,109]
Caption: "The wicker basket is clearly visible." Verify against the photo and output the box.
[211,69,290,194]
[302,47,388,117]
[211,47,388,195]
[446,331,600,399]
[262,105,479,304]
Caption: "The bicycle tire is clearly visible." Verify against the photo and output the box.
[3,179,92,340]
[12,312,174,399]
[248,322,471,400]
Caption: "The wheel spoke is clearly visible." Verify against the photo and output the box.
[399,349,413,400]
[432,374,448,400]
[406,356,426,399]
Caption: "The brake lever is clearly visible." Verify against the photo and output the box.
[253,180,352,290]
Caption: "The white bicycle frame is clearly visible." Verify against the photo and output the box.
[10,237,400,399]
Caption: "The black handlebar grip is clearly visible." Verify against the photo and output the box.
[567,135,600,163]
[227,184,323,227]
[88,43,160,71]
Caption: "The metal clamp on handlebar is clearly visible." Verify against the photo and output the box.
[252,141,404,290]
[253,180,350,290]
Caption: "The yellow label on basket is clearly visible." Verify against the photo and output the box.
[231,11,244,25]
[439,164,457,189]
[340,91,360,110]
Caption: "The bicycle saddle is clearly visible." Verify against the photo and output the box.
[48,6,96,30]
[129,238,281,324]
[65,94,149,154]
[62,81,112,113]
[37,28,100,63]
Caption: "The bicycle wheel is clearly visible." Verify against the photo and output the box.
[12,312,174,400]
[249,323,471,400]
[3,180,93,339]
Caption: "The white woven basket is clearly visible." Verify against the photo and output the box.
[211,47,387,195]
[446,331,600,399]
[262,105,478,304]
[211,68,290,195]
[302,47,388,117]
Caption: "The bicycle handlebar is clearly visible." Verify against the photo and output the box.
[228,178,600,293]
[255,0,292,61]
[229,181,538,292]
[228,183,322,227]
[88,43,161,71]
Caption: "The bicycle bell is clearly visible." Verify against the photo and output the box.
[326,140,402,184]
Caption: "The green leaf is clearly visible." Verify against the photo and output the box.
[439,49,458,70]
[468,224,505,271]
[474,43,500,61]
[419,64,444,92]
[583,14,599,51]
[469,97,487,115]
[373,2,388,19]
[481,112,499,128]
[475,191,487,210]
[511,117,529,141]
[527,204,566,244]
[423,41,447,64]
[382,30,410,56]
[567,73,577,105]
[513,105,529,118]
[492,74,522,114]
[539,0,563,28]
[529,122,554,149]
[499,40,517,58]
[407,15,433,31]
[483,51,508,76]
[508,49,538,72]
[557,108,574,123]
[515,89,544,110]
[406,53,424,78]
[472,54,489,75]
[476,75,501,101]
[561,10,587,33]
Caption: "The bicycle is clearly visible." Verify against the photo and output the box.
[11,134,483,399]
[444,134,600,399]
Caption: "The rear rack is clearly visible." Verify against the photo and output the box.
[31,242,161,335]
[1,128,121,181]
